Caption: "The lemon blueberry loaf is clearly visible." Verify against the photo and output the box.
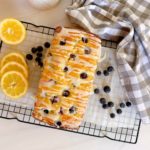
[32,27,101,129]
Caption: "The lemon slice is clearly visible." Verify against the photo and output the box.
[0,52,28,69]
[1,71,28,99]
[0,18,26,45]
[0,61,28,79]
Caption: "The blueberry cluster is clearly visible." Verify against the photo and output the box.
[96,65,114,77]
[99,98,114,109]
[99,98,132,118]
[26,42,51,67]
[95,65,132,118]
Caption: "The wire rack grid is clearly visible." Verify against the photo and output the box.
[0,21,141,144]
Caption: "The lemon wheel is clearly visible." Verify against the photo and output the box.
[0,71,28,99]
[0,18,26,45]
[0,61,28,79]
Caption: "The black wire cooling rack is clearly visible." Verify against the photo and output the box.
[0,21,141,144]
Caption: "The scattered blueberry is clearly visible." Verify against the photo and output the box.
[44,42,51,48]
[126,101,132,107]
[80,72,88,79]
[94,88,100,94]
[116,109,122,114]
[64,66,68,72]
[60,40,66,45]
[62,90,70,97]
[96,70,101,76]
[55,121,62,127]
[43,109,49,114]
[37,52,42,57]
[108,101,114,107]
[26,54,33,60]
[37,46,43,52]
[110,113,115,118]
[99,98,106,104]
[103,70,109,76]
[69,106,76,114]
[107,66,114,72]
[82,37,88,43]
[103,86,111,93]
[31,47,37,53]
[120,102,125,108]
[102,103,108,109]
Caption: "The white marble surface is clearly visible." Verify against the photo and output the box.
[0,0,150,149]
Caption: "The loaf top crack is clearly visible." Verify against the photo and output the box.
[32,27,101,129]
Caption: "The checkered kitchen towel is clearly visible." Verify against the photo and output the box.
[66,0,150,123]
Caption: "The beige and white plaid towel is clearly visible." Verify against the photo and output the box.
[66,0,150,123]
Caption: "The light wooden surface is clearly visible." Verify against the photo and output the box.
[0,0,149,150]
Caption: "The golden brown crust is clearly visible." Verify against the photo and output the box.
[32,27,101,129]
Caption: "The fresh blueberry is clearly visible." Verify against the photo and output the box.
[94,88,100,94]
[107,66,114,72]
[120,102,125,108]
[31,47,37,53]
[26,54,33,60]
[35,57,41,62]
[103,86,111,93]
[37,46,43,52]
[126,101,132,107]
[102,104,108,109]
[103,70,109,76]
[99,98,106,104]
[110,113,115,118]
[96,70,101,76]
[44,42,51,48]
[108,101,114,107]
[37,52,42,57]
[116,109,122,114]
